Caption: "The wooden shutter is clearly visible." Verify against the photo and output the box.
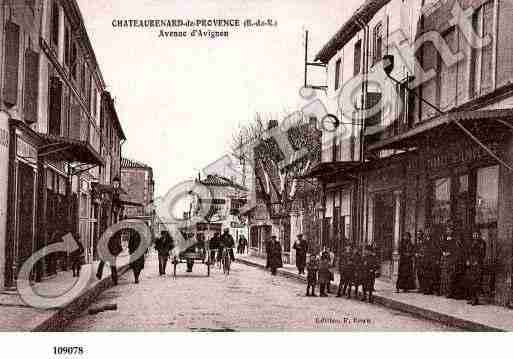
[354,40,361,76]
[61,86,70,137]
[439,29,457,110]
[23,49,40,124]
[480,1,494,94]
[69,101,81,140]
[421,42,438,121]
[3,21,20,107]
[48,76,62,136]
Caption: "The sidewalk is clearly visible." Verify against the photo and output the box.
[0,255,130,331]
[236,254,513,331]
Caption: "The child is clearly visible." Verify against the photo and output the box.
[337,244,353,297]
[318,251,331,297]
[306,254,319,297]
[362,245,379,302]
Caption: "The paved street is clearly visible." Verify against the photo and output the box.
[66,254,456,331]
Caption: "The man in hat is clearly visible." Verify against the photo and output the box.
[293,234,308,275]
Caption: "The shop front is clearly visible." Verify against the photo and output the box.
[1,118,104,288]
[366,109,513,305]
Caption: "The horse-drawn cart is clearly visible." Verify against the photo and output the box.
[172,249,210,278]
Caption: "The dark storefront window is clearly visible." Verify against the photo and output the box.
[432,177,451,227]
[476,166,498,225]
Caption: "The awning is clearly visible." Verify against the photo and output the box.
[367,109,513,152]
[39,133,104,166]
[297,161,362,180]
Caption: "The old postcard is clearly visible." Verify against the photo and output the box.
[1,0,513,350]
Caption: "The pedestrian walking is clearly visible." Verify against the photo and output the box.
[293,234,308,275]
[96,228,123,285]
[361,245,379,302]
[350,246,363,299]
[318,251,331,297]
[209,232,220,264]
[128,228,146,284]
[306,254,319,296]
[240,235,248,254]
[396,232,416,293]
[465,230,486,305]
[337,243,353,297]
[155,231,174,275]
[265,238,272,269]
[268,236,283,275]
[70,233,85,277]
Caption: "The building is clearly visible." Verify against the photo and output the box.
[310,0,513,306]
[180,174,248,246]
[0,0,125,288]
[120,157,155,233]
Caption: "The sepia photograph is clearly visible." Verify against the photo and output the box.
[0,0,513,350]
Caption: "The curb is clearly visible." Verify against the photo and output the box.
[236,258,503,332]
[32,265,129,332]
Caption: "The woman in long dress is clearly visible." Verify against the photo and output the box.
[396,232,416,292]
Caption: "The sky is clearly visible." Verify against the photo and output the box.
[76,0,362,197]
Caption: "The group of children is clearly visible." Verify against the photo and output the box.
[306,244,379,303]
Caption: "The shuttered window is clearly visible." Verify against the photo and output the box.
[48,76,62,136]
[51,1,59,47]
[61,87,70,137]
[354,40,362,76]
[439,29,457,110]
[471,1,495,97]
[372,23,383,65]
[70,43,78,80]
[3,21,20,108]
[334,58,341,91]
[86,74,91,110]
[70,101,81,140]
[23,49,40,124]
[420,41,438,121]
[64,26,70,67]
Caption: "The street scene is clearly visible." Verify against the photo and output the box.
[67,255,453,331]
[2,0,513,336]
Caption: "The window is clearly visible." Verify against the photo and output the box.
[23,49,40,124]
[3,21,20,108]
[432,177,451,226]
[81,62,86,93]
[334,58,341,90]
[354,40,362,76]
[92,85,97,118]
[51,1,59,47]
[470,1,495,97]
[476,165,498,225]
[64,26,70,67]
[420,41,439,120]
[48,76,62,136]
[331,137,338,161]
[372,23,383,65]
[70,43,78,80]
[439,29,457,110]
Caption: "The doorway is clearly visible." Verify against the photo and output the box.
[14,161,36,280]
[373,192,395,278]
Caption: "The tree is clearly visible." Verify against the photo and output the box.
[231,112,322,250]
